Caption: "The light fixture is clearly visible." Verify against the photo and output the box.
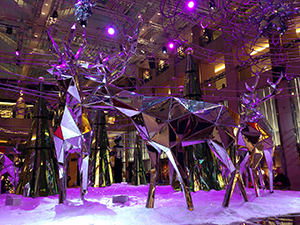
[209,0,215,9]
[250,44,269,55]
[187,1,195,9]
[15,48,20,56]
[42,12,45,15]
[51,10,58,19]
[162,46,167,54]
[6,26,12,34]
[50,10,58,24]
[107,27,115,35]
[80,20,86,28]
[208,83,212,87]
[168,42,174,49]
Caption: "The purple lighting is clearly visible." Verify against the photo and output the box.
[168,43,174,49]
[208,83,211,87]
[107,27,115,35]
[15,49,20,56]
[187,1,195,9]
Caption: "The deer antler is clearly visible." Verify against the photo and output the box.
[241,69,283,122]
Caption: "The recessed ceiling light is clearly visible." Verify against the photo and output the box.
[34,34,38,37]
[157,13,161,15]
[42,12,45,15]
[191,33,193,35]
[45,3,48,6]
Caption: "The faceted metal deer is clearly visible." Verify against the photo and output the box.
[47,23,92,203]
[237,70,283,197]
[47,14,143,203]
[82,84,248,209]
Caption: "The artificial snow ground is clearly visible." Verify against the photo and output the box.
[0,183,300,225]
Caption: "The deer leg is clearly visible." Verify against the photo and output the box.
[263,148,274,193]
[257,166,265,190]
[165,149,194,211]
[249,168,260,197]
[145,144,159,208]
[58,152,69,204]
[222,170,248,207]
[77,154,89,200]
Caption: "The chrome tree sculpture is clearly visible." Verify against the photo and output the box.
[238,70,283,197]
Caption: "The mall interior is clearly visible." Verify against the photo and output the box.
[0,0,300,197]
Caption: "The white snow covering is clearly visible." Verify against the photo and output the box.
[1,183,300,225]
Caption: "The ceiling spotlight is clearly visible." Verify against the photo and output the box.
[15,48,20,56]
[209,0,215,10]
[6,26,12,34]
[208,83,212,87]
[187,1,195,9]
[51,10,58,19]
[107,27,115,35]
[162,46,167,54]
[80,20,86,28]
[168,42,174,49]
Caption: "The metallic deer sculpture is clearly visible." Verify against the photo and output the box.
[47,23,92,203]
[237,70,283,197]
[82,84,248,209]
[47,12,143,203]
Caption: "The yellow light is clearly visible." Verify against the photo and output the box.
[0,102,16,106]
[215,64,225,73]
[250,44,269,55]
[296,28,300,33]
[0,140,8,143]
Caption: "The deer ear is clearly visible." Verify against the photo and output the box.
[266,78,276,89]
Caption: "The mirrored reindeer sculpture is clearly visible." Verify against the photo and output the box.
[237,70,283,197]
[81,84,248,209]
[47,10,143,203]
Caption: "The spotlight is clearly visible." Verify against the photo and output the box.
[107,27,115,35]
[168,42,174,49]
[162,46,167,54]
[187,1,195,9]
[51,10,58,19]
[209,0,215,9]
[80,20,86,28]
[208,83,211,87]
[6,26,12,34]
[15,48,20,56]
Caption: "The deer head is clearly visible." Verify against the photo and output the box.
[241,69,283,122]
